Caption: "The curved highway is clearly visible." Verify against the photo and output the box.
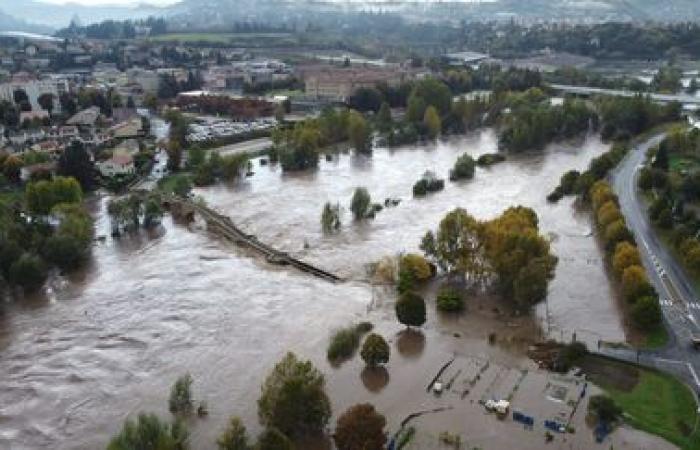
[611,133,700,388]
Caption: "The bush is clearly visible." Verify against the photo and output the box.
[327,326,361,362]
[436,287,464,312]
[413,172,444,197]
[476,153,506,167]
[400,254,433,282]
[350,187,371,220]
[449,154,476,181]
[169,374,194,415]
[360,333,390,367]
[395,291,427,328]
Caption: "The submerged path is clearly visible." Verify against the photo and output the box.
[161,193,343,283]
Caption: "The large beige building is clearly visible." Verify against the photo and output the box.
[301,66,411,102]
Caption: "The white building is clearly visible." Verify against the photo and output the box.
[98,153,135,177]
[0,78,67,112]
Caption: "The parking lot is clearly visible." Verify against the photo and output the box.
[187,116,277,143]
[388,354,676,450]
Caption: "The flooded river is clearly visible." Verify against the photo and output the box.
[0,130,628,449]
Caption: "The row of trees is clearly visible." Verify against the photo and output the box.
[590,181,662,331]
[108,353,389,450]
[420,206,557,308]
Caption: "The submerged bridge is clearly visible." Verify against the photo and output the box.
[160,194,342,283]
[549,83,700,107]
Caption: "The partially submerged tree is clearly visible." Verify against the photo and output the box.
[169,374,194,415]
[217,417,250,450]
[321,202,341,233]
[360,333,390,368]
[107,413,189,450]
[395,291,426,328]
[258,352,331,437]
[350,187,371,221]
[333,403,387,450]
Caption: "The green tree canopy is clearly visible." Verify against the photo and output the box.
[395,291,426,328]
[258,352,331,437]
[360,333,390,367]
[107,413,189,450]
[350,187,371,221]
[58,141,95,191]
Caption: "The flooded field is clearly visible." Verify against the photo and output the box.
[0,130,637,449]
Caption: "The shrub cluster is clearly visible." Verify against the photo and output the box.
[327,322,374,362]
[413,171,445,197]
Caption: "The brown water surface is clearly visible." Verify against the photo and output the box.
[0,130,627,449]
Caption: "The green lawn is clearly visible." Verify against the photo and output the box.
[584,355,700,449]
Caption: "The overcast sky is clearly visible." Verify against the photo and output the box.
[39,0,180,5]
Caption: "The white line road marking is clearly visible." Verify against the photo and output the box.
[656,357,686,365]
[688,363,700,389]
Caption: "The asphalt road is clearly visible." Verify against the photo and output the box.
[212,137,273,157]
[611,133,700,388]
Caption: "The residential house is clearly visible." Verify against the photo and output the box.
[98,153,135,177]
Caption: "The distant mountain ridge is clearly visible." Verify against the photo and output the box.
[0,0,170,29]
[0,8,53,34]
[3,0,700,33]
[167,0,700,23]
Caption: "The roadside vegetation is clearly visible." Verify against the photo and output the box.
[581,355,700,450]
[640,126,700,290]
[589,181,665,345]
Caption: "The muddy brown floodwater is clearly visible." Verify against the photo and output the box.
[0,129,629,450]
